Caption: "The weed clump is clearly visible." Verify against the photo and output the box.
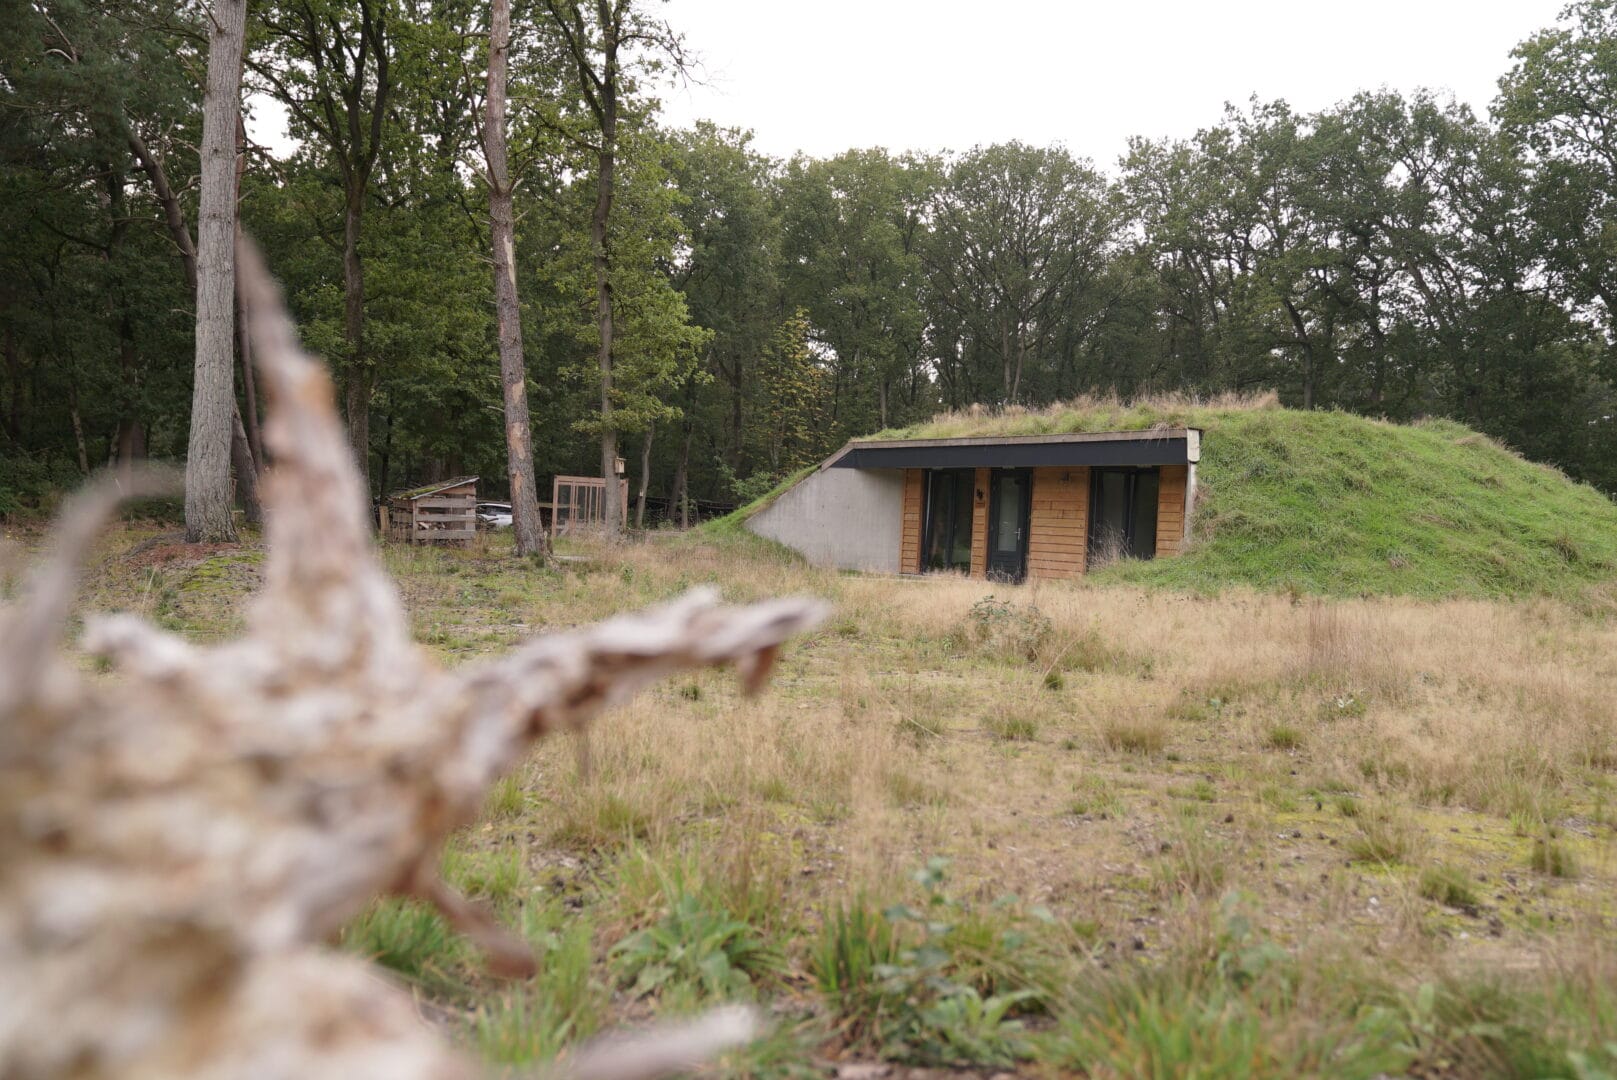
[985,712,1039,741]
[1347,805,1421,865]
[811,859,1063,1067]
[1418,865,1479,909]
[1101,713,1167,755]
[962,595,1050,663]
[1530,832,1577,878]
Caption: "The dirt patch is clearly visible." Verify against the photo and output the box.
[123,535,243,571]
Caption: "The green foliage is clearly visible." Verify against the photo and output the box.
[1530,831,1578,878]
[1418,865,1480,909]
[961,595,1052,662]
[0,456,81,518]
[818,859,1058,1066]
[1101,409,1617,600]
[811,895,901,1027]
[609,891,783,1002]
[341,898,467,994]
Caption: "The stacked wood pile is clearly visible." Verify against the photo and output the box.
[383,477,477,544]
[0,239,827,1080]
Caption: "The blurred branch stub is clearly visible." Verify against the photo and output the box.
[0,236,827,1080]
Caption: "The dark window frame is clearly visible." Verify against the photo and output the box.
[1087,466,1161,566]
[921,468,975,573]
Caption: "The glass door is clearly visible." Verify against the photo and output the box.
[987,469,1031,582]
[922,469,974,573]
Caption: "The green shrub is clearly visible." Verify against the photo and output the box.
[963,595,1051,663]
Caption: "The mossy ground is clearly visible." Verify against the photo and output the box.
[40,519,1617,1076]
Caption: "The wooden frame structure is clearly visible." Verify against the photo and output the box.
[382,477,478,544]
[550,475,628,537]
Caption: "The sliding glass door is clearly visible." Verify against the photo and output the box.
[922,469,975,572]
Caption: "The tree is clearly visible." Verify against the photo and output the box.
[538,0,685,537]
[251,0,397,496]
[664,123,780,502]
[184,0,247,542]
[925,141,1116,405]
[779,149,933,437]
[482,0,545,555]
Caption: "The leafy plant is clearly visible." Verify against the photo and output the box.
[610,892,784,1001]
[827,858,1048,1066]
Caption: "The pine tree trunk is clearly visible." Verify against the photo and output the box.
[184,0,245,543]
[485,0,546,558]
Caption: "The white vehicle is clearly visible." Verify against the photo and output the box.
[476,502,513,528]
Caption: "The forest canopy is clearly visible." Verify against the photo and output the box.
[3,0,1617,522]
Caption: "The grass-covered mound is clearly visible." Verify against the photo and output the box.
[732,392,1617,600]
[1105,407,1617,600]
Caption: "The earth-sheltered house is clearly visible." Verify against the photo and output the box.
[746,428,1200,582]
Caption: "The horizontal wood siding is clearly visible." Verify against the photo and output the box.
[900,469,924,573]
[1028,466,1089,580]
[970,467,990,578]
[1156,464,1188,558]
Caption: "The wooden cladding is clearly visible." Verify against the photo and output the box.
[970,467,990,577]
[1027,466,1090,580]
[1156,464,1188,558]
[898,461,1186,581]
[900,469,924,573]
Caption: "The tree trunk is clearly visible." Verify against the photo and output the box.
[590,20,622,539]
[635,424,653,530]
[235,115,264,469]
[670,414,692,530]
[68,385,89,476]
[184,0,245,543]
[342,185,371,498]
[485,0,546,558]
[116,419,146,486]
[231,405,262,525]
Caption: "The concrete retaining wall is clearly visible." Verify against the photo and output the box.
[745,468,903,573]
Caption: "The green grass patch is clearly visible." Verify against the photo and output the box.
[1099,410,1617,601]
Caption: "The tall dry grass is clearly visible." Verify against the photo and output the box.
[519,536,1617,926]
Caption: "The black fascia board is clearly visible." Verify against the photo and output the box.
[829,437,1189,470]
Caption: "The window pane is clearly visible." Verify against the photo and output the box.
[994,474,1023,550]
[948,471,973,568]
[1095,471,1126,557]
[1131,470,1159,558]
[924,470,974,571]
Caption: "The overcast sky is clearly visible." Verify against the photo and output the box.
[654,0,1568,168]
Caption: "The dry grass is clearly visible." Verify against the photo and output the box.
[56,521,1617,1073]
[875,389,1280,441]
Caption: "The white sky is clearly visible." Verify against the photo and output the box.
[654,0,1568,168]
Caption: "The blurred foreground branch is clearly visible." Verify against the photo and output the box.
[0,237,827,1080]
